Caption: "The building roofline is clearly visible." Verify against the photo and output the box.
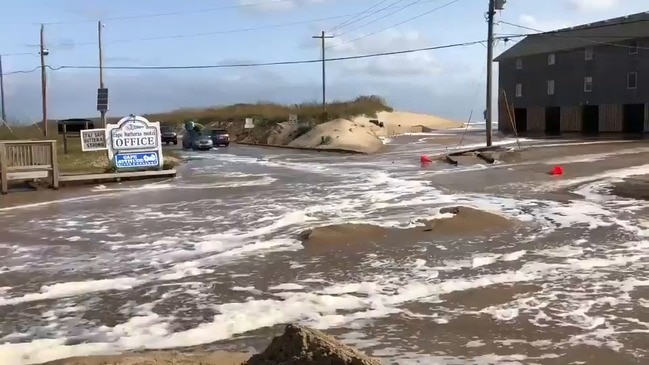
[494,11,649,61]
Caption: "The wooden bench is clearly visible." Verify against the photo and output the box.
[0,140,59,194]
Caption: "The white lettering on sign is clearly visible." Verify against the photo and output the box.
[105,115,164,170]
[80,129,108,152]
[110,118,159,151]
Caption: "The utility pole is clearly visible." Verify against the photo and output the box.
[485,0,507,147]
[0,54,6,123]
[485,0,496,147]
[40,24,48,137]
[98,21,106,128]
[312,31,334,118]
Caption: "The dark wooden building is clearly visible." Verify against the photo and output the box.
[495,12,649,135]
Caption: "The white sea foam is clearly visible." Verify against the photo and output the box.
[2,145,649,364]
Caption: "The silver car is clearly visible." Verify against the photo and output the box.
[192,135,213,150]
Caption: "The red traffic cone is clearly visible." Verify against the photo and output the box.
[421,155,432,163]
[550,165,564,176]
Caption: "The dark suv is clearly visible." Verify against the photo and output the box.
[208,129,230,147]
[160,126,178,145]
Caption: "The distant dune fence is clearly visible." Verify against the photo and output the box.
[0,140,59,194]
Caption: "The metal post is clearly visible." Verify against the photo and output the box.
[312,31,334,118]
[40,24,48,138]
[485,0,496,147]
[0,54,6,123]
[98,21,106,128]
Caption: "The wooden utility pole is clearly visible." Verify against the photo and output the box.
[98,21,106,128]
[0,54,6,122]
[485,0,496,147]
[40,24,48,137]
[312,31,334,118]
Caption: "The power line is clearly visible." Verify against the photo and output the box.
[327,0,394,33]
[62,14,359,47]
[334,0,428,38]
[2,37,520,76]
[328,0,464,50]
[330,0,410,35]
[38,0,299,25]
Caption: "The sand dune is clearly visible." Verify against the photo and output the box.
[353,111,463,136]
[287,111,461,154]
[288,118,384,154]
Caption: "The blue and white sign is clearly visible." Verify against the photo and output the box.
[106,115,164,170]
[115,152,160,169]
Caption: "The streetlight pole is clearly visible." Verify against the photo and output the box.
[312,31,334,119]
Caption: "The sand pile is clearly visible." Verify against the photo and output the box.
[245,324,381,365]
[352,111,463,136]
[288,118,383,154]
[37,325,380,365]
[299,206,514,252]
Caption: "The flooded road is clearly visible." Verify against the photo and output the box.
[1,133,648,365]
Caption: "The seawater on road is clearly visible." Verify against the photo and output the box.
[1,133,648,365]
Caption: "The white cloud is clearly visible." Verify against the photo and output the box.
[566,0,619,12]
[237,0,327,13]
[326,29,440,76]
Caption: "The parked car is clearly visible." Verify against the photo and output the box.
[160,126,178,145]
[208,129,230,147]
[192,134,214,150]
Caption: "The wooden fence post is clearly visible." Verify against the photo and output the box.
[50,140,59,189]
[0,142,7,194]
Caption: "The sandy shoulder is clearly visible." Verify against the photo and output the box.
[37,351,250,365]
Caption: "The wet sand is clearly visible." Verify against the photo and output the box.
[2,136,649,365]
[40,351,250,365]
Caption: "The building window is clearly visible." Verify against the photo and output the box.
[516,58,522,69]
[585,47,593,60]
[629,40,638,54]
[584,76,593,92]
[628,72,637,89]
[548,53,556,65]
[547,80,555,95]
[515,83,522,97]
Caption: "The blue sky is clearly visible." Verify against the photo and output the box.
[1,0,647,122]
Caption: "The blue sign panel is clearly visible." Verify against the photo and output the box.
[115,151,160,169]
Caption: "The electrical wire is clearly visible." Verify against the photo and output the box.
[330,0,410,35]
[2,37,520,76]
[67,13,366,47]
[326,0,394,33]
[328,0,464,50]
[333,0,428,38]
[38,0,299,25]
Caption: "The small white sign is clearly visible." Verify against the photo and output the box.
[106,115,163,170]
[80,128,107,152]
[244,118,254,129]
[289,114,298,123]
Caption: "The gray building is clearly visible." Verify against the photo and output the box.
[495,12,649,135]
